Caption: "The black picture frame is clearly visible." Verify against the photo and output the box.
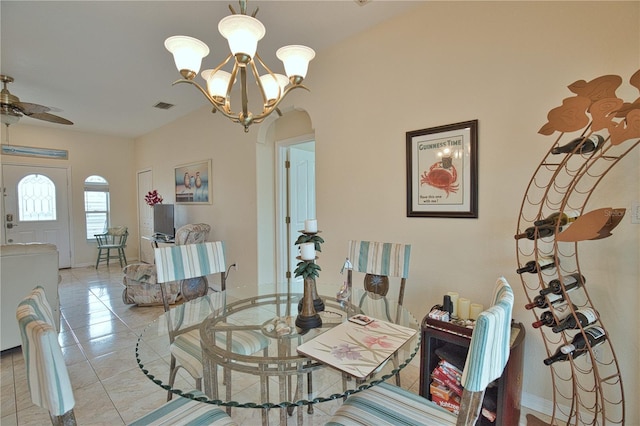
[406,120,478,218]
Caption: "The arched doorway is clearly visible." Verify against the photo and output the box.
[256,109,315,285]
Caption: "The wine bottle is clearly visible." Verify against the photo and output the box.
[514,225,561,240]
[531,310,557,329]
[516,256,558,274]
[533,210,580,227]
[525,292,564,310]
[531,301,575,328]
[543,326,606,365]
[552,307,599,333]
[551,134,604,155]
[539,273,585,296]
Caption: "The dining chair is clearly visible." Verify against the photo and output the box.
[154,241,270,401]
[346,240,412,316]
[345,240,411,386]
[16,286,237,426]
[94,225,128,268]
[169,223,213,302]
[326,277,515,426]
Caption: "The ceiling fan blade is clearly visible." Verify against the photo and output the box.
[15,101,50,114]
[28,112,73,125]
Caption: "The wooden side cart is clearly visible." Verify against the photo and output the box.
[419,317,525,426]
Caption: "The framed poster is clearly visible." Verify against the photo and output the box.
[406,120,478,218]
[174,159,212,204]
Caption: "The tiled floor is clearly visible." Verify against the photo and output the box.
[0,264,421,425]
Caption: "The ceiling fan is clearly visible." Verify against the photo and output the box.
[0,75,73,127]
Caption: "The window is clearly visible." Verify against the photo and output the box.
[18,174,57,221]
[84,175,110,239]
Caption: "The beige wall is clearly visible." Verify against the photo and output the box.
[1,125,137,267]
[135,1,639,420]
[300,1,639,420]
[3,0,638,421]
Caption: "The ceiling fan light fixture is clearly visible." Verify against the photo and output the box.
[1,108,21,126]
[0,75,72,126]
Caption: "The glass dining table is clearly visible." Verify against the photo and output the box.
[136,282,421,425]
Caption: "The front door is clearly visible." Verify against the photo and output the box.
[2,164,72,268]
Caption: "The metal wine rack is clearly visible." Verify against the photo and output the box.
[516,70,639,425]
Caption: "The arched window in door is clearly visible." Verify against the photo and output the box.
[17,174,57,221]
[84,175,110,239]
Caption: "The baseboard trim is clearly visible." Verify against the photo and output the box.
[522,391,570,422]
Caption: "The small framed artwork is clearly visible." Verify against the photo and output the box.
[174,159,212,204]
[406,120,478,218]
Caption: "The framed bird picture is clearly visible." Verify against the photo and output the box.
[174,159,212,204]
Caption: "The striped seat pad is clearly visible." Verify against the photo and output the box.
[348,241,411,278]
[17,287,75,417]
[129,390,237,425]
[155,242,226,283]
[460,277,514,392]
[326,382,456,426]
[172,328,270,378]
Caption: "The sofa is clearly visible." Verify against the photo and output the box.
[1,243,60,351]
[122,223,211,306]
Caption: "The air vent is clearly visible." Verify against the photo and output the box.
[154,101,174,110]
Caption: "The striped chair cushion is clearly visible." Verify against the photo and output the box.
[155,242,226,284]
[460,277,514,392]
[326,382,456,426]
[17,285,56,327]
[172,328,271,379]
[129,390,237,426]
[16,287,75,417]
[348,241,411,278]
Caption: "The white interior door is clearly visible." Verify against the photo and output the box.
[285,142,316,283]
[137,169,154,263]
[2,164,72,268]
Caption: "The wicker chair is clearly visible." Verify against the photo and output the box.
[121,223,211,306]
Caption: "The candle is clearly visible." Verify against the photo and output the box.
[458,298,471,320]
[446,292,459,317]
[470,303,484,321]
[300,242,316,260]
[304,219,318,233]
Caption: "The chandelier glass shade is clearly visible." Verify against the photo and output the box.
[164,2,315,132]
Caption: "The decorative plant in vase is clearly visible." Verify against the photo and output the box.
[145,190,163,207]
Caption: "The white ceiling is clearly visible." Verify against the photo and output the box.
[1,0,419,139]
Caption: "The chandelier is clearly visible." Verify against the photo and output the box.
[164,1,315,132]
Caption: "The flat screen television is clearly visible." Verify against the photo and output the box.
[153,204,174,237]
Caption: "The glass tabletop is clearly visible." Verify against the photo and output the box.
[136,282,420,411]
